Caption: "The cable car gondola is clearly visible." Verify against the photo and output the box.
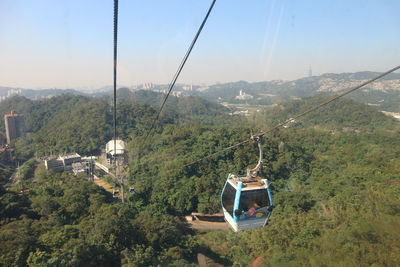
[221,136,273,232]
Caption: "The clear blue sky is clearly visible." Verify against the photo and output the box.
[1,0,399,89]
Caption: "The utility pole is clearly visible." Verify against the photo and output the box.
[16,161,21,190]
[88,156,94,182]
[116,157,126,203]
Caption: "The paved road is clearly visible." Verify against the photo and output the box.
[185,218,230,231]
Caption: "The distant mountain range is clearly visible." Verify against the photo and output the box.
[197,72,400,111]
[0,87,85,101]
[1,71,399,112]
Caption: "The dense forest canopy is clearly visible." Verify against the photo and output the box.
[261,94,399,131]
[1,91,399,266]
[0,91,233,157]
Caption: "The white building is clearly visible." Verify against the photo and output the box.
[235,90,253,100]
[106,139,126,156]
[45,153,82,173]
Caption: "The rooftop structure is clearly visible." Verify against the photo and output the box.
[45,153,82,173]
[59,153,81,166]
[106,139,125,156]
[45,158,65,173]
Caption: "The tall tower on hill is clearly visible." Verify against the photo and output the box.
[4,111,25,144]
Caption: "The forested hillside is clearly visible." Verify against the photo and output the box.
[261,94,399,131]
[0,91,232,158]
[1,92,399,266]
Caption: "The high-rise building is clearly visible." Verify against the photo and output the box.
[4,112,25,144]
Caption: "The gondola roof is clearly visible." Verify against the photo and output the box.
[227,174,268,191]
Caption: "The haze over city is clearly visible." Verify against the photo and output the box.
[1,0,399,89]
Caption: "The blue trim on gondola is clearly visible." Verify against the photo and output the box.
[224,210,235,222]
[265,179,273,206]
[264,179,273,226]
[221,176,236,224]
[220,179,228,212]
[233,181,243,222]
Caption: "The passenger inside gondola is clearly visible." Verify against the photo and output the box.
[238,189,270,219]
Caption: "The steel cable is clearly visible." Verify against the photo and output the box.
[184,65,400,167]
[142,0,217,143]
[113,0,119,158]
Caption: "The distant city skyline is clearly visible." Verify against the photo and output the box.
[1,0,399,90]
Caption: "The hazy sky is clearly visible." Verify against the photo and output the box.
[1,0,399,90]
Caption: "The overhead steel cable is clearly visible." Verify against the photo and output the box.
[143,0,217,143]
[113,0,118,158]
[184,64,400,167]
